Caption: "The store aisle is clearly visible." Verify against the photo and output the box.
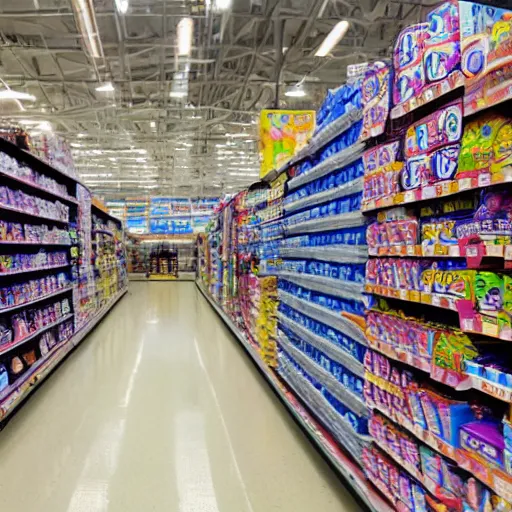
[0,282,362,512]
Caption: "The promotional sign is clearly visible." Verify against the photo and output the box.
[149,217,193,234]
[149,197,172,216]
[126,216,148,234]
[259,109,315,179]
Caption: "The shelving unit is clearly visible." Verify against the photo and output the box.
[196,2,512,509]
[0,131,128,425]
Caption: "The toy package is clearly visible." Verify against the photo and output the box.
[360,61,392,141]
[402,100,463,190]
[460,1,512,115]
[392,0,462,117]
[457,113,512,180]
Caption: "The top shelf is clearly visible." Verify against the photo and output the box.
[0,137,86,190]
[91,203,122,225]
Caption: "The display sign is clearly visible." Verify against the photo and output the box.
[259,109,315,179]
[126,216,148,234]
[149,217,193,234]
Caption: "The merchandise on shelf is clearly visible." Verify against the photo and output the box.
[198,2,512,510]
[0,127,128,423]
[0,186,69,222]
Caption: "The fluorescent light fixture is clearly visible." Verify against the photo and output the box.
[170,91,187,98]
[0,89,36,101]
[70,143,83,148]
[225,133,252,138]
[177,18,194,57]
[315,20,350,57]
[150,121,156,128]
[96,81,115,92]
[77,133,87,138]
[285,85,306,97]
[38,121,52,131]
[71,0,103,58]
[215,0,231,10]
[115,0,129,14]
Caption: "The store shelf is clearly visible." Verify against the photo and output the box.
[303,109,363,157]
[277,345,370,460]
[276,272,364,301]
[278,331,368,416]
[364,283,460,311]
[93,229,114,237]
[284,211,366,236]
[362,165,512,213]
[390,71,464,119]
[287,143,365,191]
[368,334,512,404]
[0,169,78,205]
[278,314,365,378]
[366,335,431,373]
[0,240,71,247]
[91,202,122,224]
[0,203,69,225]
[196,280,394,512]
[279,245,368,264]
[0,263,71,278]
[0,287,127,423]
[285,177,363,214]
[0,136,85,188]
[369,399,512,503]
[279,290,367,346]
[0,313,74,356]
[0,285,73,315]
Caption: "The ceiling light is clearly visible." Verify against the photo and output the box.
[315,20,350,57]
[215,0,231,10]
[115,0,129,14]
[77,133,87,138]
[96,81,115,92]
[0,89,36,101]
[226,133,252,138]
[38,121,52,131]
[150,121,156,128]
[177,17,194,57]
[285,85,306,97]
[70,143,82,148]
[71,0,103,58]
[170,91,187,98]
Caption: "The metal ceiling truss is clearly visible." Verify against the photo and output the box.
[0,0,424,197]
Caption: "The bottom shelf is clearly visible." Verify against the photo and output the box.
[195,280,393,512]
[0,287,128,423]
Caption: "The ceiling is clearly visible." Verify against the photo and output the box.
[0,0,429,198]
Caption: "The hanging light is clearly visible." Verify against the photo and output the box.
[0,89,36,101]
[315,20,350,57]
[115,0,129,14]
[177,18,194,57]
[285,84,306,97]
[96,81,115,92]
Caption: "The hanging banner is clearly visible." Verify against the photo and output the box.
[259,109,315,179]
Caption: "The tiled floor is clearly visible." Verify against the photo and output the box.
[0,282,362,511]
